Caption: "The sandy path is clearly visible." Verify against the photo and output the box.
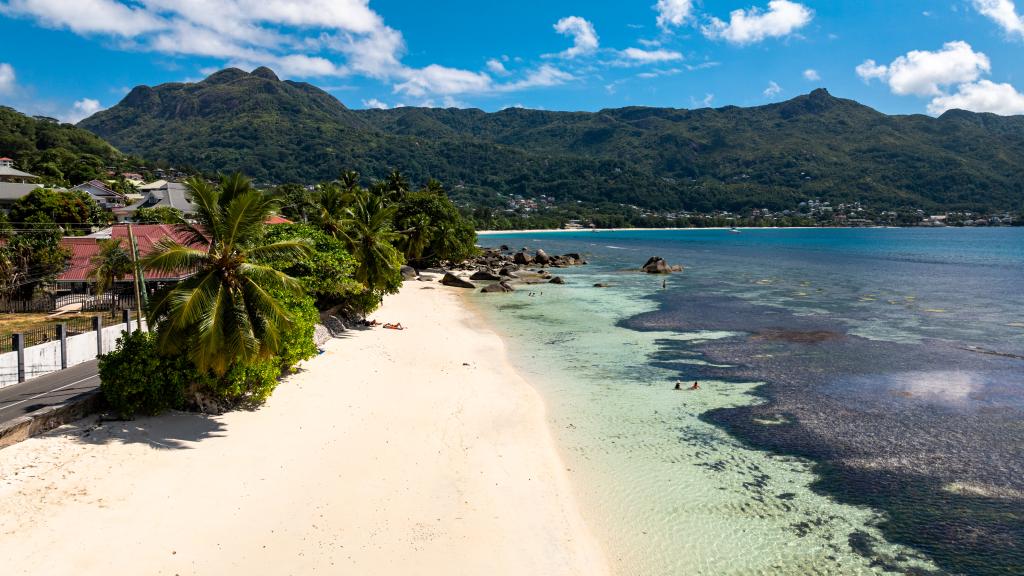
[0,283,608,575]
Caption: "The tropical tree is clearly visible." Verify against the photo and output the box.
[8,188,109,231]
[339,193,403,297]
[338,170,361,192]
[143,176,312,375]
[134,206,184,224]
[87,238,132,296]
[383,169,409,201]
[312,182,351,239]
[0,215,69,300]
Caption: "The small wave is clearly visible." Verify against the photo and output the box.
[605,245,630,250]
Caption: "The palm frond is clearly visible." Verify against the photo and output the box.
[142,239,209,276]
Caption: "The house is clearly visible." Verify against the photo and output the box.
[56,224,205,293]
[72,179,127,209]
[117,181,200,221]
[0,157,43,208]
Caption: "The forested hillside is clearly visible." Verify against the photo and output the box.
[77,67,1024,213]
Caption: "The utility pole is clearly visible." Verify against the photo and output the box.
[126,224,147,332]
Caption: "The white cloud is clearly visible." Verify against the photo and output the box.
[856,41,990,96]
[702,0,813,45]
[763,80,782,97]
[0,62,15,94]
[620,47,684,63]
[927,79,1024,115]
[394,64,492,97]
[486,58,509,75]
[0,1,589,101]
[498,65,574,92]
[855,59,888,81]
[551,16,598,58]
[637,68,682,79]
[803,68,820,81]
[690,93,714,107]
[361,98,389,109]
[973,0,1024,39]
[654,0,694,31]
[64,98,103,123]
[1,0,164,36]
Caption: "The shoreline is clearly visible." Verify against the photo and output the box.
[0,283,609,575]
[477,226,873,234]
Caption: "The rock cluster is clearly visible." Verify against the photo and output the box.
[641,256,684,274]
[426,246,587,293]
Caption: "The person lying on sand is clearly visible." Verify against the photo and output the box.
[383,323,404,330]
[362,319,380,326]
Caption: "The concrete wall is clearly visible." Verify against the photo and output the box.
[0,319,147,388]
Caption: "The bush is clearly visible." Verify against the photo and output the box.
[261,223,363,307]
[98,330,206,418]
[271,288,319,373]
[100,286,319,416]
[209,358,281,406]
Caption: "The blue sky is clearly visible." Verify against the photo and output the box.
[1,1,1023,122]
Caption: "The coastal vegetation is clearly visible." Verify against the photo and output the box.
[77,68,1024,218]
[97,168,477,416]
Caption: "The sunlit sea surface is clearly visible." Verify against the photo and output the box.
[468,228,1023,576]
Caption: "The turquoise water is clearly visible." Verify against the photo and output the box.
[470,228,1023,576]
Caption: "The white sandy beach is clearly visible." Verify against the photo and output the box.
[0,283,608,575]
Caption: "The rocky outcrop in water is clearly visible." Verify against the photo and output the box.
[481,281,515,293]
[641,256,683,274]
[441,273,476,288]
[432,245,588,293]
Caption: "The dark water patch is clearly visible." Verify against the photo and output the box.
[628,292,1023,575]
[751,329,845,344]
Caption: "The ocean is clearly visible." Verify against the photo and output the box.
[469,228,1024,576]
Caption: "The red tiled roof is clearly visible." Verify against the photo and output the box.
[264,215,292,224]
[57,224,206,283]
[0,157,12,161]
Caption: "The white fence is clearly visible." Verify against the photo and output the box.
[0,319,146,388]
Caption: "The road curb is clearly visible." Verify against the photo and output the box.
[0,391,103,450]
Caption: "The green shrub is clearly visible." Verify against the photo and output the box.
[272,288,320,373]
[101,285,319,416]
[98,330,204,418]
[209,357,281,406]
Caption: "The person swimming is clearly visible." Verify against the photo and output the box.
[690,381,700,390]
[674,381,683,390]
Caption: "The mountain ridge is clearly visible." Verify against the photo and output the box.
[77,68,1024,213]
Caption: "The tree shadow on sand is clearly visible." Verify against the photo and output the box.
[65,412,227,450]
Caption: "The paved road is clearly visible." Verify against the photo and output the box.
[0,361,100,424]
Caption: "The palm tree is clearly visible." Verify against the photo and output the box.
[87,238,132,300]
[398,213,435,263]
[422,178,445,196]
[143,176,312,375]
[339,193,403,295]
[218,172,253,206]
[383,169,409,201]
[88,236,134,311]
[338,170,361,193]
[312,182,351,239]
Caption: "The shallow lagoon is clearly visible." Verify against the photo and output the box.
[471,228,1023,575]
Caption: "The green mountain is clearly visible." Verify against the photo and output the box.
[79,67,1024,213]
[0,106,127,185]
